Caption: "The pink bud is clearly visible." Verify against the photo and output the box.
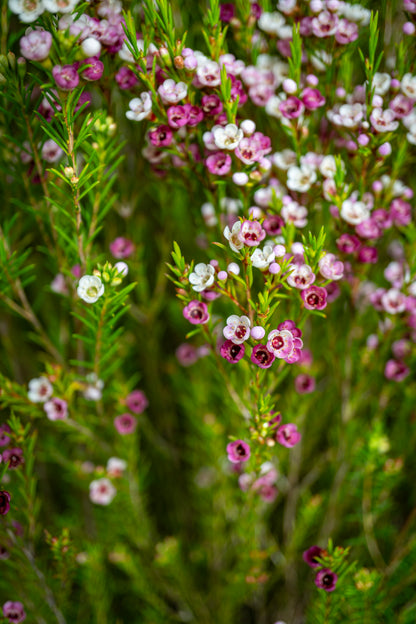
[251,326,265,340]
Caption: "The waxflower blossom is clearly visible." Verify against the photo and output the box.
[276,424,301,447]
[125,390,148,413]
[89,478,116,505]
[227,440,251,463]
[220,340,245,363]
[213,124,243,150]
[20,29,52,60]
[295,374,316,394]
[301,285,328,310]
[287,164,317,192]
[0,491,11,515]
[385,359,409,381]
[83,373,104,401]
[109,237,135,258]
[224,222,244,252]
[114,413,137,434]
[206,151,232,175]
[267,329,296,360]
[0,424,11,447]
[28,376,53,403]
[106,457,127,478]
[189,263,215,292]
[77,275,104,303]
[251,245,275,270]
[318,254,344,280]
[41,139,63,163]
[287,264,316,290]
[2,448,24,469]
[303,545,324,568]
[126,93,152,121]
[223,315,251,344]
[315,568,338,592]
[251,344,276,369]
[238,220,266,247]
[183,300,210,325]
[282,201,308,228]
[44,397,68,421]
[158,79,187,105]
[52,64,79,90]
[340,199,370,225]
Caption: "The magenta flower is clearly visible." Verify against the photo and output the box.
[220,340,245,363]
[277,319,302,338]
[276,423,301,448]
[279,96,305,119]
[357,246,378,264]
[251,344,276,368]
[219,2,235,21]
[2,448,24,470]
[176,343,199,366]
[109,237,135,259]
[227,440,250,463]
[125,390,148,414]
[315,568,338,592]
[335,19,358,44]
[303,545,324,568]
[238,220,266,247]
[0,491,11,515]
[115,66,138,90]
[0,424,11,447]
[44,398,68,421]
[263,214,284,236]
[295,374,316,394]
[114,413,137,434]
[52,64,79,90]
[301,285,328,310]
[223,315,251,344]
[336,234,361,254]
[201,94,223,116]
[183,300,209,325]
[184,104,204,127]
[81,57,104,81]
[148,125,173,147]
[390,198,412,226]
[384,359,410,382]
[2,601,26,623]
[167,105,190,128]
[206,151,232,176]
[253,478,278,503]
[302,88,326,110]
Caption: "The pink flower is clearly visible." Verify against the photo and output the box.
[315,569,338,592]
[312,11,338,37]
[295,374,316,394]
[2,448,24,470]
[238,220,266,246]
[43,398,68,421]
[390,199,412,226]
[115,66,138,90]
[303,545,324,568]
[81,57,104,81]
[201,94,223,116]
[114,413,137,434]
[0,491,11,515]
[183,300,209,324]
[318,254,344,280]
[2,601,26,623]
[20,30,52,61]
[206,151,232,176]
[384,359,409,381]
[109,237,135,259]
[335,19,358,44]
[167,105,189,128]
[125,390,148,414]
[276,423,301,447]
[220,340,245,363]
[89,478,116,505]
[287,264,316,290]
[227,440,251,463]
[266,329,295,360]
[301,285,328,310]
[0,424,11,447]
[279,96,305,119]
[336,234,361,254]
[176,343,199,366]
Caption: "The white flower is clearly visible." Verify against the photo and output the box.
[106,457,127,477]
[196,60,221,86]
[406,123,416,145]
[265,95,286,119]
[287,164,317,192]
[89,478,116,505]
[273,149,297,170]
[83,373,104,401]
[81,36,101,57]
[9,0,44,22]
[28,376,53,403]
[126,93,152,122]
[224,222,244,253]
[201,203,217,227]
[258,12,286,35]
[223,315,251,344]
[188,263,215,292]
[41,139,63,163]
[340,4,371,25]
[319,155,339,178]
[251,245,275,270]
[213,124,243,150]
[114,261,128,277]
[381,289,407,314]
[43,0,79,13]
[372,72,391,96]
[401,73,416,99]
[370,108,399,133]
[340,199,370,225]
[77,275,104,303]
